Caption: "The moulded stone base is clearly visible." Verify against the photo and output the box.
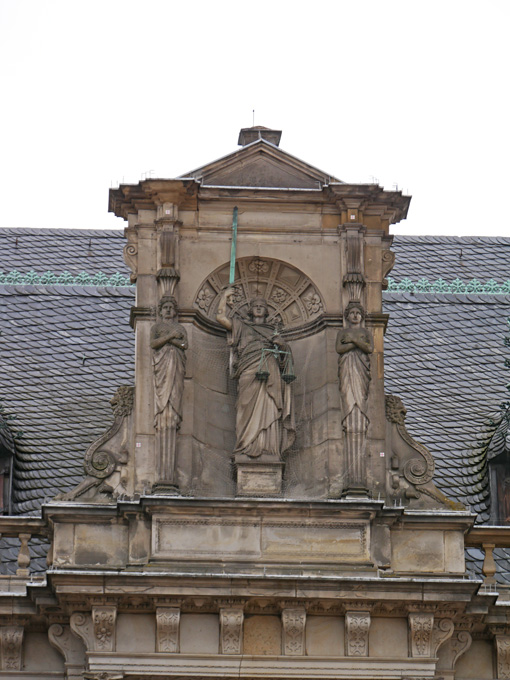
[236,462,284,496]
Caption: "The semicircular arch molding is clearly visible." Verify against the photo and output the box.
[194,257,325,328]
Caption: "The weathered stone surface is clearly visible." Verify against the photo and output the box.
[243,615,281,655]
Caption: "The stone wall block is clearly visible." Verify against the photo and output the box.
[345,611,371,656]
[156,607,180,653]
[0,626,24,671]
[92,605,117,653]
[281,608,306,655]
[408,613,434,657]
[220,608,244,654]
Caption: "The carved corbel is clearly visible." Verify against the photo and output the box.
[409,613,434,657]
[156,211,181,297]
[70,612,94,652]
[123,226,138,283]
[55,386,134,502]
[156,607,180,653]
[83,673,124,680]
[48,624,86,676]
[381,249,396,290]
[342,228,365,303]
[345,611,371,657]
[431,618,454,656]
[220,608,244,654]
[281,608,306,656]
[92,606,117,653]
[0,626,24,671]
[496,636,510,679]
[437,630,472,674]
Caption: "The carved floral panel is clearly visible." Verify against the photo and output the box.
[194,257,325,328]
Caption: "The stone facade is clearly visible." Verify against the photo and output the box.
[0,127,507,679]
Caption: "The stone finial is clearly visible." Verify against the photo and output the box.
[238,126,282,147]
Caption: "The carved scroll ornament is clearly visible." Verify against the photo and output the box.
[156,607,180,653]
[409,613,434,657]
[55,386,134,501]
[0,626,24,671]
[220,608,244,654]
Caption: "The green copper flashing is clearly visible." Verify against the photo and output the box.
[229,206,238,285]
[0,270,133,287]
[387,277,510,295]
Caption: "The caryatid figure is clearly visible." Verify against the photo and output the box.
[216,288,295,460]
[336,302,373,494]
[150,294,188,490]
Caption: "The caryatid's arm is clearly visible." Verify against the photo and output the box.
[216,287,234,331]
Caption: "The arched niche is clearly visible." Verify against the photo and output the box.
[193,257,325,329]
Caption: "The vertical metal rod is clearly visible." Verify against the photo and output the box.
[229,206,238,285]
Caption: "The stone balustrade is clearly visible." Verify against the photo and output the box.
[465,525,510,585]
[0,516,49,576]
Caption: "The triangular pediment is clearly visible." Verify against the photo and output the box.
[180,139,342,189]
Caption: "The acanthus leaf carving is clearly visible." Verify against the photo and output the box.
[345,611,370,657]
[497,635,510,679]
[0,626,24,671]
[409,613,434,657]
[48,623,86,665]
[156,607,180,653]
[92,606,117,652]
[281,608,306,656]
[220,608,244,655]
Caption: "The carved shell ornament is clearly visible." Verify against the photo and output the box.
[194,257,325,328]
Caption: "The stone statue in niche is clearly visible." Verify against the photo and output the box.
[336,302,373,495]
[216,288,295,460]
[151,294,188,491]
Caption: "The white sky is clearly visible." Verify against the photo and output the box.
[1,0,509,236]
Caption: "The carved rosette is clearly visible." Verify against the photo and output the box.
[220,608,244,654]
[156,607,180,653]
[409,613,434,657]
[92,606,117,652]
[194,257,325,328]
[497,636,510,679]
[345,611,371,657]
[0,626,24,671]
[281,609,306,656]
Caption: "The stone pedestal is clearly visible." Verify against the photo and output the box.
[235,461,284,496]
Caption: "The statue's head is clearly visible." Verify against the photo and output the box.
[344,301,365,325]
[158,294,178,320]
[248,297,269,321]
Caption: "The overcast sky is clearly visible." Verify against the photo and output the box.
[1,0,508,236]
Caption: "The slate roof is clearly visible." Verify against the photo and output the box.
[1,228,509,578]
